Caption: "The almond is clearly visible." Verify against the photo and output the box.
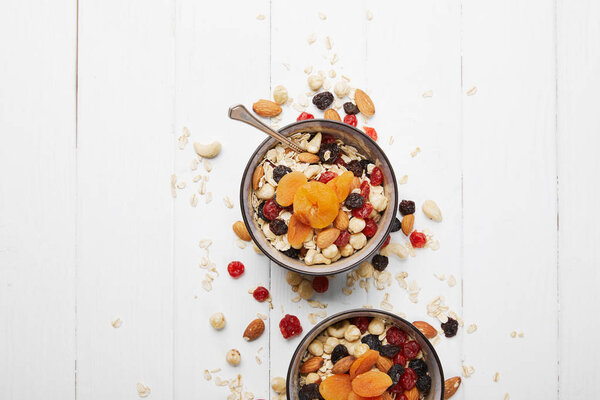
[300,356,324,374]
[324,109,341,121]
[376,356,393,373]
[233,221,251,242]
[413,321,437,339]
[349,177,361,192]
[405,387,419,400]
[444,376,462,399]
[243,318,265,341]
[252,99,282,117]
[333,210,349,230]
[331,355,355,374]
[401,214,415,236]
[298,152,320,163]
[252,164,264,190]
[354,89,375,117]
[316,228,341,249]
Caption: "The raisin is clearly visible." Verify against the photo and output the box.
[441,317,459,338]
[343,102,359,114]
[281,247,300,259]
[362,218,377,238]
[369,166,383,186]
[298,383,324,400]
[387,364,405,386]
[269,219,288,235]
[410,231,427,248]
[346,160,364,177]
[386,327,409,346]
[372,254,389,271]
[262,199,282,220]
[343,114,357,127]
[408,359,428,377]
[279,314,303,339]
[380,344,401,358]
[400,368,418,390]
[334,154,347,167]
[273,165,292,183]
[297,112,315,121]
[399,200,416,216]
[345,193,364,209]
[402,341,421,359]
[257,202,268,221]
[334,230,350,247]
[416,374,432,394]
[390,217,402,232]
[321,134,336,144]
[312,91,334,110]
[227,261,245,278]
[361,334,382,351]
[252,286,269,302]
[359,159,374,170]
[352,317,371,333]
[312,276,329,293]
[318,143,340,163]
[331,344,349,364]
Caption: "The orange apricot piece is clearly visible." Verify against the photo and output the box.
[327,171,355,203]
[349,350,380,379]
[287,213,311,247]
[319,374,353,400]
[275,171,307,207]
[348,392,382,400]
[351,371,393,398]
[293,181,339,229]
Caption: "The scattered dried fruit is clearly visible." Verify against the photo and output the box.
[279,314,303,339]
[276,171,308,207]
[363,126,378,141]
[313,91,335,110]
[344,114,358,127]
[351,370,393,397]
[441,318,459,338]
[399,200,416,216]
[297,112,315,121]
[227,261,245,278]
[312,276,329,293]
[319,374,353,400]
[410,231,427,248]
[252,286,269,302]
[343,102,359,115]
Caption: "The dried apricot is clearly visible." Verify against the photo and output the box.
[287,213,311,247]
[293,181,339,229]
[348,392,382,400]
[327,171,355,203]
[350,349,380,379]
[319,374,353,400]
[275,171,307,207]
[351,370,393,398]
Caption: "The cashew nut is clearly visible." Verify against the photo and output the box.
[255,183,275,200]
[380,242,408,259]
[304,249,331,266]
[194,141,221,158]
[327,320,350,338]
[306,132,322,154]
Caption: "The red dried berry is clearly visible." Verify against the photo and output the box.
[393,352,407,366]
[362,218,377,238]
[321,133,336,144]
[252,286,269,302]
[343,114,357,127]
[387,326,409,346]
[410,231,427,248]
[400,367,418,390]
[262,199,282,221]
[402,341,421,359]
[297,112,314,121]
[351,202,374,219]
[389,380,405,394]
[352,317,371,334]
[363,126,378,141]
[360,180,370,199]
[334,154,347,167]
[227,261,245,278]
[318,171,338,184]
[382,235,391,248]
[370,166,383,186]
[279,314,303,339]
[312,276,329,293]
[334,230,350,247]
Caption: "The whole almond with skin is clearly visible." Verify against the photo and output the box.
[252,99,282,117]
[316,228,340,249]
[252,165,264,190]
[405,387,419,400]
[354,89,375,117]
[243,318,265,341]
[401,214,415,236]
[324,109,342,121]
[331,355,355,374]
[444,376,462,399]
[413,321,437,339]
[333,210,349,230]
[300,356,324,374]
[233,221,251,242]
[350,177,361,192]
[298,152,320,163]
[376,356,393,373]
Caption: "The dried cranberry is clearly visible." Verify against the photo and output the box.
[227,261,245,278]
[400,368,418,390]
[410,231,427,248]
[399,200,415,216]
[363,126,378,141]
[346,160,364,177]
[402,341,421,359]
[360,181,370,199]
[318,171,338,184]
[253,286,269,302]
[352,202,374,219]
[381,235,391,248]
[389,381,404,394]
[279,314,303,339]
[312,276,329,293]
[345,193,364,209]
[262,199,282,221]
[387,364,405,386]
[390,217,402,232]
[272,165,292,183]
[321,133,336,144]
[370,166,383,186]
[351,317,370,333]
[362,218,377,238]
[393,353,407,367]
[333,154,347,167]
[371,254,388,271]
[318,143,340,163]
[387,326,409,346]
[343,114,357,127]
[312,91,334,110]
[297,112,314,121]
[441,317,459,337]
[269,219,288,235]
[334,230,350,247]
[343,102,359,115]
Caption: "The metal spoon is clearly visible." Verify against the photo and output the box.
[228,104,303,153]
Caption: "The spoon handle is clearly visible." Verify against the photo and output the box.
[228,104,303,153]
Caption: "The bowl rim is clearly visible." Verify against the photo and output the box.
[285,308,445,400]
[239,119,399,276]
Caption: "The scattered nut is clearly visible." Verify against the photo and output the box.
[413,321,438,339]
[253,99,282,117]
[316,228,341,248]
[271,377,286,394]
[298,152,320,163]
[255,183,275,200]
[401,214,415,235]
[324,337,340,353]
[243,318,265,341]
[298,279,314,299]
[422,200,443,222]
[286,271,303,286]
[305,372,321,384]
[308,74,324,91]
[354,89,375,117]
[194,141,221,158]
[233,221,251,241]
[209,312,226,330]
[226,349,241,366]
[444,376,462,399]
[334,80,350,98]
[331,355,356,374]
[273,85,288,105]
[324,109,341,121]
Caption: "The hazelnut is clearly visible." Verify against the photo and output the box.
[334,80,350,98]
[354,343,370,357]
[272,85,288,105]
[298,280,313,299]
[357,261,374,278]
[340,244,354,257]
[308,340,324,356]
[322,244,339,259]
[349,233,367,250]
[286,271,303,286]
[324,337,340,353]
[270,376,286,394]
[348,217,366,234]
[305,373,320,384]
[226,349,241,366]
[368,318,385,335]
[308,74,324,91]
[209,312,226,330]
[344,324,362,342]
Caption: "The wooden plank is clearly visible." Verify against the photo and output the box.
[462,0,558,398]
[0,0,77,398]
[172,1,272,399]
[557,1,600,398]
[75,0,174,398]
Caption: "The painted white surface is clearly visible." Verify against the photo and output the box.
[0,1,598,399]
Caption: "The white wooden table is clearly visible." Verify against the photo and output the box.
[1,0,598,399]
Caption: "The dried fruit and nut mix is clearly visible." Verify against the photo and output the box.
[250,132,389,266]
[297,317,432,400]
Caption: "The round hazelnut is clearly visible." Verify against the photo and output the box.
[270,376,286,393]
[209,312,226,330]
[226,349,241,366]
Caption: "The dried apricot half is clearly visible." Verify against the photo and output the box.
[319,374,353,400]
[351,370,393,398]
[350,349,380,379]
[275,171,307,207]
[326,171,355,203]
[293,181,339,229]
[287,213,311,247]
[348,391,382,400]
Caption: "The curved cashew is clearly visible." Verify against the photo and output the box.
[327,320,350,338]
[380,242,408,259]
[194,141,221,158]
[306,132,322,154]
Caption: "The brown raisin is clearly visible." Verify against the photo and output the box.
[313,91,334,110]
[343,102,360,115]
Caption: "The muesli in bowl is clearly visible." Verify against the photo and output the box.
[250,131,389,267]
